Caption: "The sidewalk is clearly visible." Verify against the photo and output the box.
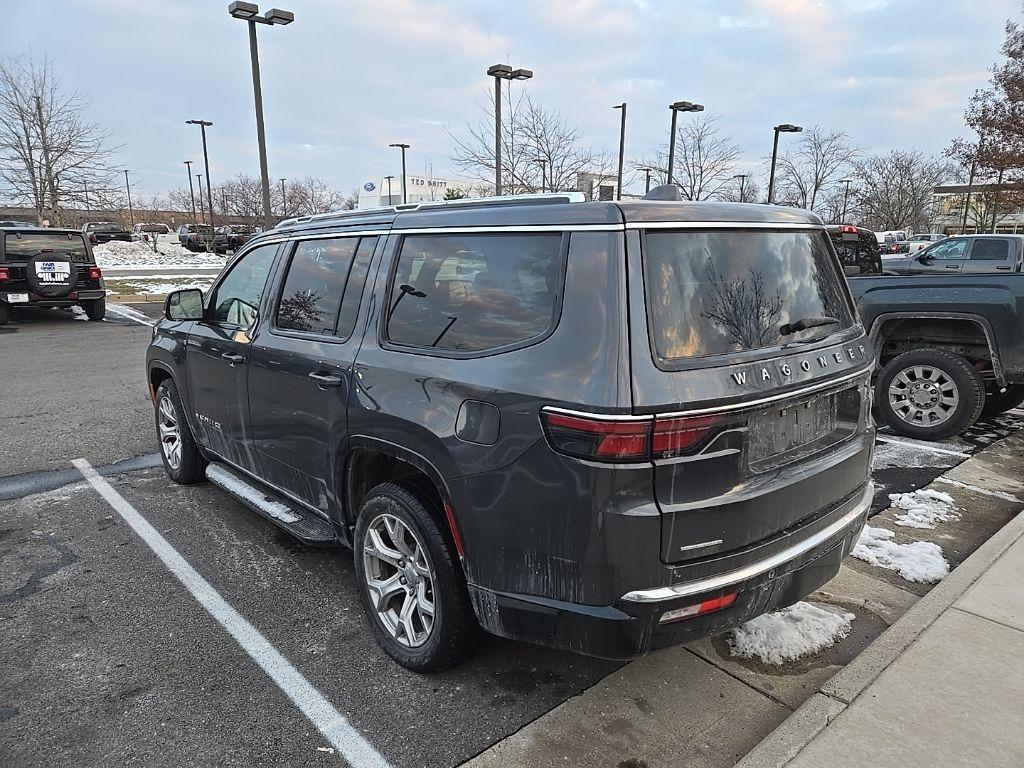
[738,495,1024,768]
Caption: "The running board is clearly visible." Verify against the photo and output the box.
[205,463,338,545]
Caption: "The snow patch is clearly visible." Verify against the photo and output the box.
[728,601,855,666]
[872,440,959,470]
[105,303,153,326]
[889,489,960,529]
[111,278,215,295]
[852,525,949,583]
[93,239,224,269]
[70,306,89,321]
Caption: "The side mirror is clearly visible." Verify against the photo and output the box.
[917,252,933,264]
[165,289,204,321]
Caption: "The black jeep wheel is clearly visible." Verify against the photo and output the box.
[82,298,106,321]
[354,483,480,672]
[154,379,206,483]
[0,302,8,325]
[982,382,1024,416]
[874,348,985,440]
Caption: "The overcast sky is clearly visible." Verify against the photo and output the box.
[4,0,1018,199]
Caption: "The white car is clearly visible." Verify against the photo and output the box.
[904,233,946,253]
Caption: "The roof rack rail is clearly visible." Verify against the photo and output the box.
[275,191,585,229]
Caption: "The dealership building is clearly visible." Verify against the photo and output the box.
[356,176,481,209]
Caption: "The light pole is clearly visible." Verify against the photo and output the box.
[123,169,134,227]
[487,63,533,195]
[667,101,704,186]
[279,177,286,218]
[840,178,853,222]
[184,160,198,228]
[767,123,803,204]
[228,2,294,230]
[639,167,654,194]
[186,119,215,249]
[536,158,547,193]
[388,143,410,204]
[614,102,626,200]
[384,175,395,206]
[196,174,205,228]
[733,174,748,203]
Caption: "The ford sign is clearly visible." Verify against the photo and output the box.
[363,182,376,191]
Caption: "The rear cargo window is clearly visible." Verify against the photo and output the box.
[4,233,88,260]
[386,233,563,353]
[643,230,854,362]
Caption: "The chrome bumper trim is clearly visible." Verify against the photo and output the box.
[621,482,873,603]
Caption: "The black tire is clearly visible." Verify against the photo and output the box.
[353,483,480,672]
[982,382,1024,416]
[874,348,985,440]
[154,379,206,483]
[82,298,106,321]
[0,302,8,326]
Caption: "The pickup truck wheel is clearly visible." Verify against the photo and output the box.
[154,379,206,483]
[82,298,106,321]
[982,382,1024,416]
[354,483,480,672]
[874,349,985,440]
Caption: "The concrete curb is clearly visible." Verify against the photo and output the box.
[736,440,1024,768]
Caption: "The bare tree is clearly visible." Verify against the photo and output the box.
[287,176,348,215]
[633,114,742,200]
[853,150,951,232]
[449,94,609,194]
[0,55,120,224]
[773,126,857,213]
[718,174,762,203]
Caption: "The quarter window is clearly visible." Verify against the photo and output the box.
[385,233,563,353]
[210,243,278,326]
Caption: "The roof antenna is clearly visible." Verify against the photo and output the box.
[642,184,684,201]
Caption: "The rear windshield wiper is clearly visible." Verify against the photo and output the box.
[779,316,840,337]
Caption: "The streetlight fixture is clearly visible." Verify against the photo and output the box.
[536,158,547,193]
[613,103,627,200]
[279,177,286,218]
[667,101,704,187]
[384,175,395,206]
[639,167,654,194]
[487,63,533,195]
[767,123,803,204]
[184,160,198,228]
[186,119,215,248]
[228,2,294,229]
[388,143,410,204]
[123,169,134,227]
[840,178,853,222]
[733,174,748,203]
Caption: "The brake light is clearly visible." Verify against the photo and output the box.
[0,266,8,281]
[88,266,102,280]
[660,592,737,624]
[839,225,857,234]
[652,415,722,458]
[541,411,651,461]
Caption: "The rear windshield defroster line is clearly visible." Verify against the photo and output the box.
[643,229,854,364]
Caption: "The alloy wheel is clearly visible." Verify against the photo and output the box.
[362,513,436,647]
[888,364,960,427]
[158,396,182,470]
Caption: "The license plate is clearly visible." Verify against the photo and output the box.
[6,292,28,303]
[748,394,838,465]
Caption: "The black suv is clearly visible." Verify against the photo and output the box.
[83,221,131,245]
[146,193,874,670]
[0,226,106,324]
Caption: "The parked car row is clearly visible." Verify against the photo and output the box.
[175,223,259,254]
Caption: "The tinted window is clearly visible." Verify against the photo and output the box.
[335,237,377,338]
[970,239,1011,261]
[644,230,854,362]
[4,233,87,259]
[386,233,563,352]
[211,244,278,326]
[276,238,357,334]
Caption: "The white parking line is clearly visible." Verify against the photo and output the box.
[105,303,154,326]
[72,458,391,768]
[935,476,1023,502]
[875,434,971,459]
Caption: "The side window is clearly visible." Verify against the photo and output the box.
[210,243,278,326]
[275,238,357,334]
[335,236,378,338]
[385,233,564,353]
[927,239,967,260]
[969,239,1010,261]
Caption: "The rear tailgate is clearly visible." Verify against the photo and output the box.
[628,226,873,564]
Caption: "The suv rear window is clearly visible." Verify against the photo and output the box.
[643,229,854,362]
[4,232,88,260]
[386,233,563,353]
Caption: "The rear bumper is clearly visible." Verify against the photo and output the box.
[468,482,872,659]
[2,288,105,306]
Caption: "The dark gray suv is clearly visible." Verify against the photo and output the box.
[146,193,875,671]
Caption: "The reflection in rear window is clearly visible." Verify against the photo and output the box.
[4,233,88,259]
[643,230,854,361]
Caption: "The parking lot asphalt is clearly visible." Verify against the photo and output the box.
[2,305,1022,768]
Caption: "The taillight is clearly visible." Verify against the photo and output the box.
[541,411,651,461]
[652,415,722,459]
[660,592,737,624]
[88,266,102,280]
[839,224,857,234]
[0,266,8,281]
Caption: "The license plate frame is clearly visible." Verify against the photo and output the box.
[6,292,29,303]
[748,393,838,468]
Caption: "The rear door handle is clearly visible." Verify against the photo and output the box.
[309,371,343,387]
[997,265,1012,270]
[221,352,244,363]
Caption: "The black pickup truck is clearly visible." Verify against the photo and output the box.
[848,272,1024,439]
